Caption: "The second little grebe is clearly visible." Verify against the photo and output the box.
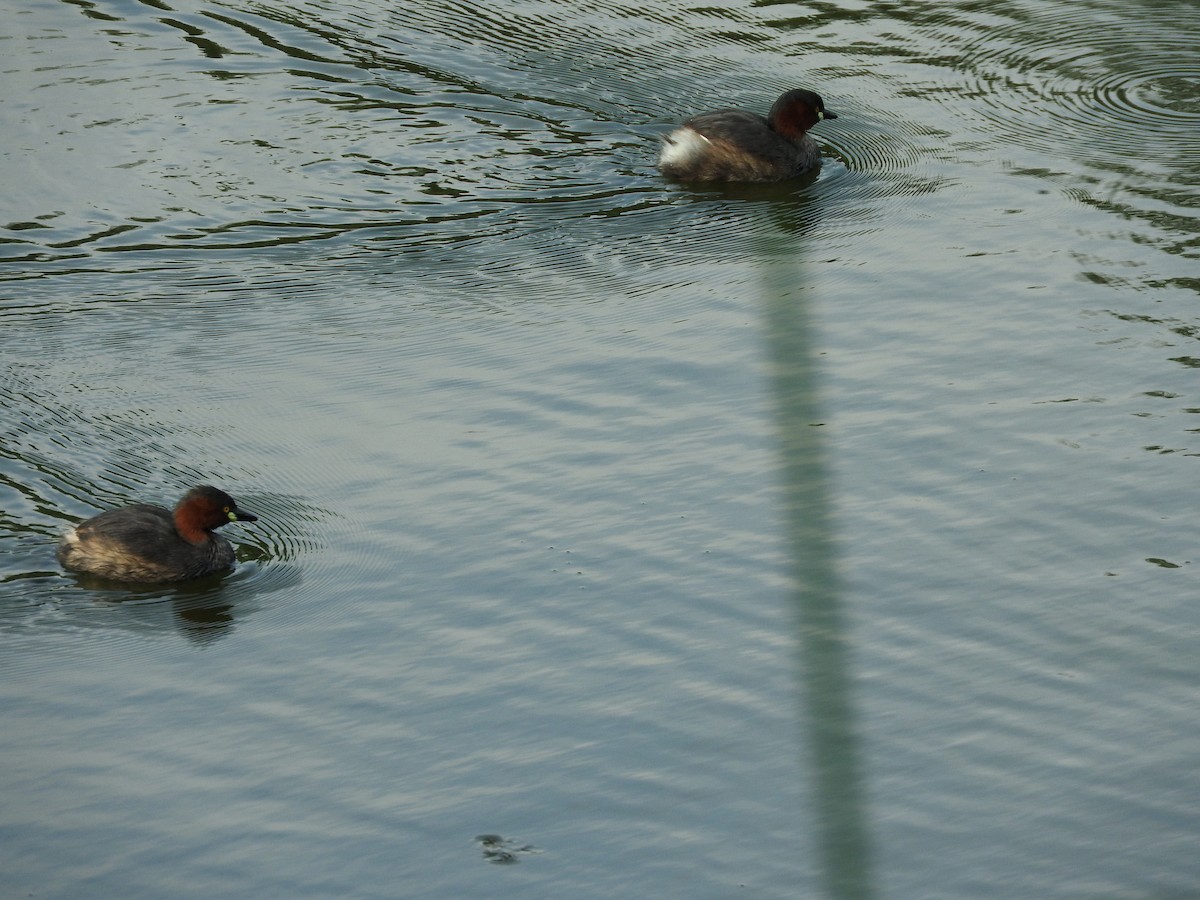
[658,88,837,183]
[58,485,258,583]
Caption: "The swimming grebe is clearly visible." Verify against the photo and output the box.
[658,88,836,182]
[58,485,258,583]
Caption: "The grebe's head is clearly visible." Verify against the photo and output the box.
[767,89,836,139]
[174,485,257,543]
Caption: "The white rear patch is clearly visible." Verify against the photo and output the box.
[658,128,711,166]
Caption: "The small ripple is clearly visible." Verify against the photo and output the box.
[947,4,1200,163]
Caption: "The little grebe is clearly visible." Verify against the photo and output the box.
[58,485,258,583]
[658,88,836,182]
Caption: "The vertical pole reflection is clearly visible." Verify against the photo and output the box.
[759,234,874,900]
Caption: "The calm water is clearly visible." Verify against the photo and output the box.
[3,0,1198,897]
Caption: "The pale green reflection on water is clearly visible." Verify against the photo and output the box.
[762,224,874,898]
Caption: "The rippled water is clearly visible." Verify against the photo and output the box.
[3,0,1198,897]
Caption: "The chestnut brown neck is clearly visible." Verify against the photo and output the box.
[174,504,216,545]
[770,103,817,140]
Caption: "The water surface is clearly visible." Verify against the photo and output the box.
[3,0,1199,897]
